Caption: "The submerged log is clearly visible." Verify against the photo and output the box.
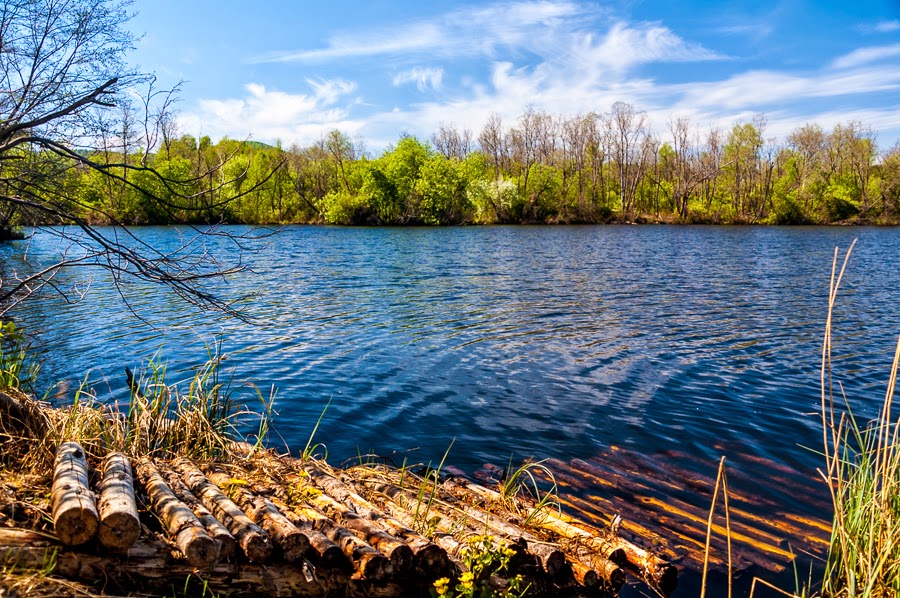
[156,462,236,560]
[51,441,99,546]
[459,479,677,593]
[134,458,218,568]
[205,467,310,562]
[97,452,141,550]
[172,458,272,563]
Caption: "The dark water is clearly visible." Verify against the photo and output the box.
[4,225,899,594]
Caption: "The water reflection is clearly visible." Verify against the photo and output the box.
[6,225,899,591]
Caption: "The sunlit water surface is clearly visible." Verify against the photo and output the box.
[5,225,899,596]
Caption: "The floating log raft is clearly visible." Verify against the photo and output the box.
[7,399,694,597]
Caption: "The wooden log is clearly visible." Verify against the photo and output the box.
[205,467,309,562]
[0,528,407,597]
[172,458,272,563]
[97,452,141,550]
[264,494,350,572]
[51,441,99,546]
[300,464,451,577]
[156,462,236,560]
[134,457,218,568]
[286,502,393,582]
[439,478,569,579]
[295,481,413,576]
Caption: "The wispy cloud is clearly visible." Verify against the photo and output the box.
[832,43,900,69]
[874,20,900,33]
[392,67,444,92]
[250,0,717,68]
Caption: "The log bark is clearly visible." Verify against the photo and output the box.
[134,457,218,567]
[440,478,568,578]
[51,441,99,546]
[156,461,236,560]
[172,458,272,563]
[0,528,406,597]
[205,467,309,562]
[265,494,349,572]
[286,502,392,582]
[298,482,413,575]
[302,464,451,578]
[96,452,141,550]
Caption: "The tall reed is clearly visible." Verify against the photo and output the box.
[820,241,900,597]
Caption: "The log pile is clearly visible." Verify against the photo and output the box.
[14,438,683,597]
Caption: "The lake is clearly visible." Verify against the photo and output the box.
[5,225,899,596]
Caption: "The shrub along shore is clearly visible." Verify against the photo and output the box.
[8,107,900,230]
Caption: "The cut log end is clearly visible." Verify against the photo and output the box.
[543,549,568,579]
[412,543,452,579]
[278,531,310,563]
[98,511,140,550]
[388,544,414,576]
[242,532,273,563]
[176,530,219,568]
[54,507,99,546]
[360,554,393,582]
[652,564,679,595]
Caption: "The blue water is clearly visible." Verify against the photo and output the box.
[4,225,899,594]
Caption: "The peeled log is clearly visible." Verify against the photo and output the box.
[205,467,309,562]
[97,452,141,550]
[134,458,218,568]
[51,441,99,546]
[157,462,236,560]
[172,458,272,563]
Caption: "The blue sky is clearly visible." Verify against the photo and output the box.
[129,0,900,151]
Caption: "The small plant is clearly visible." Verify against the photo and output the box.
[498,459,560,526]
[413,439,454,536]
[0,321,37,391]
[431,535,530,598]
[301,397,331,461]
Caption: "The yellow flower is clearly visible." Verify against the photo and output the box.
[459,571,475,590]
[433,577,449,596]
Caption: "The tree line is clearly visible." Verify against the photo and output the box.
[9,102,900,229]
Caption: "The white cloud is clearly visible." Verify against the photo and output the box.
[874,20,900,33]
[575,22,724,71]
[183,1,900,149]
[832,43,900,69]
[392,67,444,92]
[179,80,362,143]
